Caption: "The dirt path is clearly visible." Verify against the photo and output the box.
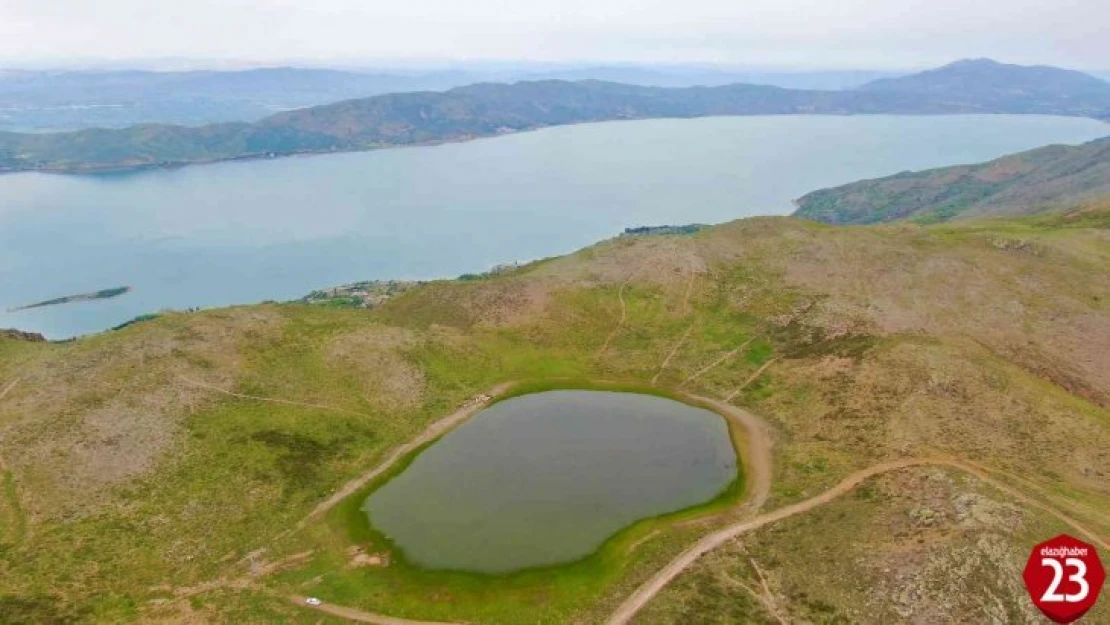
[723,357,781,402]
[679,337,756,388]
[284,389,773,625]
[684,395,773,513]
[291,596,461,625]
[179,376,375,420]
[271,382,1101,625]
[652,326,694,385]
[0,378,18,402]
[605,456,1107,624]
[597,282,633,357]
[947,460,1106,548]
[297,382,517,528]
[680,267,698,316]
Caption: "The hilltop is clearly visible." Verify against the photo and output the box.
[859,58,1110,116]
[793,136,1110,224]
[0,201,1106,622]
[1,59,1108,173]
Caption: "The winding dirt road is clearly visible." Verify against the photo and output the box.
[290,596,460,625]
[292,390,774,624]
[180,376,376,419]
[683,394,773,514]
[279,383,1103,625]
[0,378,18,402]
[606,456,1108,625]
[298,381,517,529]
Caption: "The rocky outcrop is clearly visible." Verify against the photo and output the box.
[0,329,46,342]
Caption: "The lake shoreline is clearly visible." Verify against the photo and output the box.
[3,113,1104,340]
[333,379,751,577]
[4,112,1106,177]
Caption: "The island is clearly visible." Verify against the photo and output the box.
[7,286,132,312]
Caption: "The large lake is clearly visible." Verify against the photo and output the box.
[363,390,737,573]
[0,114,1106,338]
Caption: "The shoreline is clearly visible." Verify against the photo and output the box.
[3,112,1106,177]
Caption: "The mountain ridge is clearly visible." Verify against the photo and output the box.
[1,59,1107,174]
[792,135,1110,224]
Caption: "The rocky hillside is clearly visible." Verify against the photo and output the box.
[1,205,1106,623]
[793,136,1110,224]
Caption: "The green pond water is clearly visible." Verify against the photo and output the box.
[363,390,738,573]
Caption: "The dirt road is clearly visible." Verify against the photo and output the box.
[605,456,1107,624]
[288,389,774,624]
[682,394,773,514]
[297,381,517,529]
[597,282,632,357]
[272,382,1102,625]
[291,596,460,625]
[180,376,374,419]
[0,378,18,402]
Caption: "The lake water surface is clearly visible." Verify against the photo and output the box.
[0,114,1105,338]
[363,390,737,573]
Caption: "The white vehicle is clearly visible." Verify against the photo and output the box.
[305,597,322,606]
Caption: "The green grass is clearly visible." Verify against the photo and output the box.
[1,212,1108,622]
[249,379,750,623]
[0,471,25,546]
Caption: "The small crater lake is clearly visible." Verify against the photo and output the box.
[363,390,738,573]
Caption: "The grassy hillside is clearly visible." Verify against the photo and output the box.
[0,205,1107,623]
[793,136,1110,224]
[1,59,1108,173]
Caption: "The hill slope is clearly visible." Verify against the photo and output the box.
[0,206,1107,623]
[1,59,1108,173]
[859,58,1110,116]
[792,136,1110,224]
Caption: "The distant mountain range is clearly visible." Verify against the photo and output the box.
[0,68,485,131]
[793,135,1110,224]
[0,59,1106,174]
[859,58,1110,117]
[0,66,897,132]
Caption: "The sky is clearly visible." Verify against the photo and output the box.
[0,0,1107,70]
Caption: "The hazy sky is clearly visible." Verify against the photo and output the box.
[1,0,1106,70]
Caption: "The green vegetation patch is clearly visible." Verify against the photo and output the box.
[276,380,748,624]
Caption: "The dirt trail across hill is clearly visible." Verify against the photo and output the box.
[606,456,1107,625]
[652,326,694,385]
[297,382,517,529]
[179,376,375,419]
[724,357,781,401]
[288,389,774,625]
[680,337,756,387]
[291,596,460,625]
[597,282,633,357]
[276,384,1100,625]
[689,396,773,513]
[0,378,18,402]
[680,271,698,316]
